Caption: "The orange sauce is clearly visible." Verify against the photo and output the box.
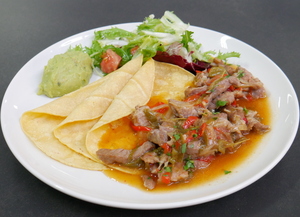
[103,97,271,192]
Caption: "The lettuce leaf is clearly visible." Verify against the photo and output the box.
[79,11,240,72]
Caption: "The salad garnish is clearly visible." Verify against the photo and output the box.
[73,11,240,74]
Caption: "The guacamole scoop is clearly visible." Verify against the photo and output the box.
[38,50,93,98]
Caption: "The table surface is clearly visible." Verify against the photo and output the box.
[1,0,299,216]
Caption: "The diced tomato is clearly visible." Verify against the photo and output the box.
[161,172,171,184]
[131,124,152,132]
[162,143,172,154]
[182,116,198,129]
[130,46,139,55]
[100,49,122,73]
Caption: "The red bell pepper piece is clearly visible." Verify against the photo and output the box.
[182,116,198,129]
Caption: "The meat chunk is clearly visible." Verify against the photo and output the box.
[131,106,151,127]
[141,152,160,164]
[194,70,209,86]
[186,140,202,158]
[170,162,189,182]
[168,99,198,118]
[185,85,208,98]
[131,141,156,160]
[224,105,248,131]
[236,67,266,99]
[96,141,155,164]
[96,148,130,164]
[148,128,169,145]
[246,110,270,133]
[141,175,156,190]
[208,91,235,110]
[193,159,211,169]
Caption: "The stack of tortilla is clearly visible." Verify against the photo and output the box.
[20,56,195,172]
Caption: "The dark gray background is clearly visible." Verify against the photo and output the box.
[1,0,299,216]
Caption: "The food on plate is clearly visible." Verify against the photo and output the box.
[95,58,270,189]
[20,11,271,191]
[86,60,195,174]
[53,56,147,160]
[38,50,93,98]
[79,11,239,75]
[37,11,239,98]
[21,56,143,170]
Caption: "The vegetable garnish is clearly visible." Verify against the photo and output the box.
[131,124,152,132]
[224,170,232,175]
[216,100,228,107]
[74,11,240,74]
[184,159,195,170]
[183,116,198,129]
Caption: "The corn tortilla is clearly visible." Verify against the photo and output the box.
[85,61,195,173]
[20,56,143,170]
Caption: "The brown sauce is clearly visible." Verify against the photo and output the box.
[103,97,271,192]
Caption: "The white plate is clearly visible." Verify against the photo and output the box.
[1,23,299,210]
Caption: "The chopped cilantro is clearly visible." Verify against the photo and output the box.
[243,107,249,114]
[184,159,195,170]
[164,166,172,172]
[173,133,181,141]
[224,170,232,174]
[181,143,187,153]
[237,70,245,78]
[216,100,227,107]
[212,110,220,115]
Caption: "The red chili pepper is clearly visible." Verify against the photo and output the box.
[231,99,237,107]
[206,74,226,86]
[197,155,215,163]
[228,85,235,92]
[243,117,248,124]
[150,102,165,107]
[131,124,152,132]
[161,172,171,184]
[198,123,207,137]
[155,107,169,113]
[162,143,172,154]
[184,91,206,102]
[246,90,253,101]
[174,141,181,150]
[150,102,169,113]
[182,116,198,129]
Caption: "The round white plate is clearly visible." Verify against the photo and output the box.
[1,23,299,210]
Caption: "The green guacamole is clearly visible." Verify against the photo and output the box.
[38,50,93,98]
